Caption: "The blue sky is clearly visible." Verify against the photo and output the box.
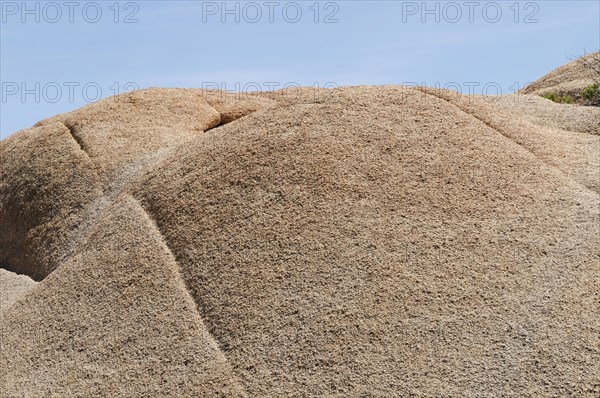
[1,0,599,138]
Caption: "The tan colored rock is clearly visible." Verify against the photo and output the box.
[474,93,600,135]
[416,87,600,193]
[203,90,277,124]
[0,122,103,280]
[0,269,37,316]
[521,51,600,99]
[136,86,599,396]
[34,88,222,183]
[1,195,246,397]
[1,73,598,396]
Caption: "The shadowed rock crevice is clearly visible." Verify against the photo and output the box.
[62,121,90,158]
[0,122,104,281]
[203,109,257,133]
[203,91,277,131]
[1,194,249,396]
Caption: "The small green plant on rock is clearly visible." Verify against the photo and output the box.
[581,83,599,105]
[543,93,574,104]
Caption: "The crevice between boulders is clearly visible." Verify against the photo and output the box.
[62,121,90,158]
[130,194,250,396]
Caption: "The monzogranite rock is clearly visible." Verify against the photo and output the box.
[1,75,599,396]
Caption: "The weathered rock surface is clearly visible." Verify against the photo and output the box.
[1,81,598,396]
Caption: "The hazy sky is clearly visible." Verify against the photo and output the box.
[1,0,599,138]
